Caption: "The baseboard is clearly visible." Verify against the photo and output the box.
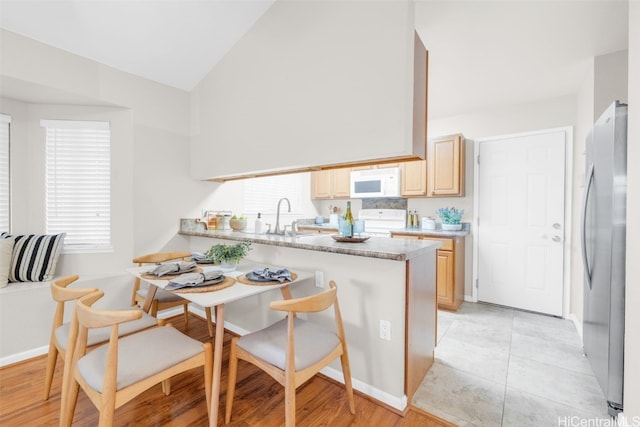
[567,313,583,341]
[464,295,474,302]
[319,365,408,412]
[0,345,49,367]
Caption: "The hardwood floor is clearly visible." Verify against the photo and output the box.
[0,314,452,426]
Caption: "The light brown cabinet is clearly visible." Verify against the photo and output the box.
[311,168,351,199]
[392,234,465,311]
[397,133,465,198]
[400,160,427,196]
[427,134,465,197]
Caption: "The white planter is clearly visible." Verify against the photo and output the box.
[441,223,462,231]
[217,261,239,272]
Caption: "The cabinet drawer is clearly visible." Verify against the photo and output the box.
[420,237,453,251]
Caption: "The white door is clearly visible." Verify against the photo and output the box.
[477,130,566,316]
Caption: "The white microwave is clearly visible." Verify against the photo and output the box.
[350,167,401,198]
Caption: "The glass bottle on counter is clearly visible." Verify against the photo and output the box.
[343,201,354,237]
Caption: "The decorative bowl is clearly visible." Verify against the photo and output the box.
[441,223,462,231]
[229,219,247,231]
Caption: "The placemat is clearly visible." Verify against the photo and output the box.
[237,272,298,286]
[140,267,203,280]
[169,276,236,293]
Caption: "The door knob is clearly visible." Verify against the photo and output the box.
[552,235,562,242]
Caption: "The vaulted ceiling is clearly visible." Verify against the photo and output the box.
[0,0,629,118]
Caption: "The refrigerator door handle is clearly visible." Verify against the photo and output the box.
[581,162,595,290]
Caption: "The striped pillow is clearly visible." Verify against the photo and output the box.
[8,233,66,282]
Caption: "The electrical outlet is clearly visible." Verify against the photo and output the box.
[379,320,391,341]
[315,271,324,288]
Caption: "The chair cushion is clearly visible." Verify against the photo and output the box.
[77,326,203,393]
[137,287,185,303]
[236,317,340,371]
[6,233,65,282]
[55,310,158,351]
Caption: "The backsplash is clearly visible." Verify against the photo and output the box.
[361,198,408,210]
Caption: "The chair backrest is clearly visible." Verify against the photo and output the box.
[269,281,347,371]
[51,275,99,333]
[72,291,143,374]
[133,251,192,265]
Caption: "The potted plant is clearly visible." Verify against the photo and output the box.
[435,207,464,231]
[203,241,252,272]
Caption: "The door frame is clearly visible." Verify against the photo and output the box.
[472,126,574,318]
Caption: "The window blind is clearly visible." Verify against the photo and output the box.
[0,114,10,232]
[243,174,303,215]
[41,119,111,252]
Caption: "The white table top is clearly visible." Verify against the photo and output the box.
[127,262,313,308]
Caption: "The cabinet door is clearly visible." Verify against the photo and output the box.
[332,168,352,198]
[400,160,427,196]
[311,170,332,199]
[436,249,455,307]
[428,134,465,196]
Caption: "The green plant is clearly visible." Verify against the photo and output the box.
[204,241,252,264]
[435,207,464,224]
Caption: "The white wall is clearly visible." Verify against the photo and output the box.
[190,0,418,180]
[624,0,639,419]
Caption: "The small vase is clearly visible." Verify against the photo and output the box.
[441,223,462,231]
[217,261,238,272]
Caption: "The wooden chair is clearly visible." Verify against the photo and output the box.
[62,291,213,427]
[225,280,355,427]
[44,275,158,400]
[131,251,214,336]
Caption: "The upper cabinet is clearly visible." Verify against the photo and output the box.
[399,134,465,198]
[427,134,465,197]
[311,168,351,199]
[400,160,427,196]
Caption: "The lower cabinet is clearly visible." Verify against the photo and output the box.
[392,234,465,311]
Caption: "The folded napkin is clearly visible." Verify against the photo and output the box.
[190,252,213,263]
[166,270,225,291]
[146,261,196,277]
[250,268,293,283]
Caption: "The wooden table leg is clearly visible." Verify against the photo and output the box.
[141,284,158,313]
[209,303,225,427]
[280,284,292,300]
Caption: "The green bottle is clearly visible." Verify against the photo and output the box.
[344,201,354,237]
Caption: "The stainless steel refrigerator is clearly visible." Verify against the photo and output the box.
[581,100,627,416]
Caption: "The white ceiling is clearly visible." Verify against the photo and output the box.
[0,0,629,118]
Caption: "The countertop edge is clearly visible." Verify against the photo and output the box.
[178,228,441,262]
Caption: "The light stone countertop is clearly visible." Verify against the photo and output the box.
[180,219,440,262]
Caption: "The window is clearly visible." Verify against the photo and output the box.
[41,119,111,253]
[0,114,10,232]
[243,174,303,215]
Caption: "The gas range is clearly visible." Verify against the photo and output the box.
[358,209,407,236]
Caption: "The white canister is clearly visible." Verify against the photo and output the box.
[329,213,339,226]
[422,217,436,230]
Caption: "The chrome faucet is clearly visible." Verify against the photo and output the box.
[271,197,291,235]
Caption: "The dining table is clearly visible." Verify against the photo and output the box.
[127,261,313,427]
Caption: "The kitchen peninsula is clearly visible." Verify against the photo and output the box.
[178,219,440,411]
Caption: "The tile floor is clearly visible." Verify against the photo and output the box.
[412,302,612,427]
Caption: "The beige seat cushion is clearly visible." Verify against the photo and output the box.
[137,287,185,303]
[77,326,203,392]
[55,309,157,351]
[237,317,340,371]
